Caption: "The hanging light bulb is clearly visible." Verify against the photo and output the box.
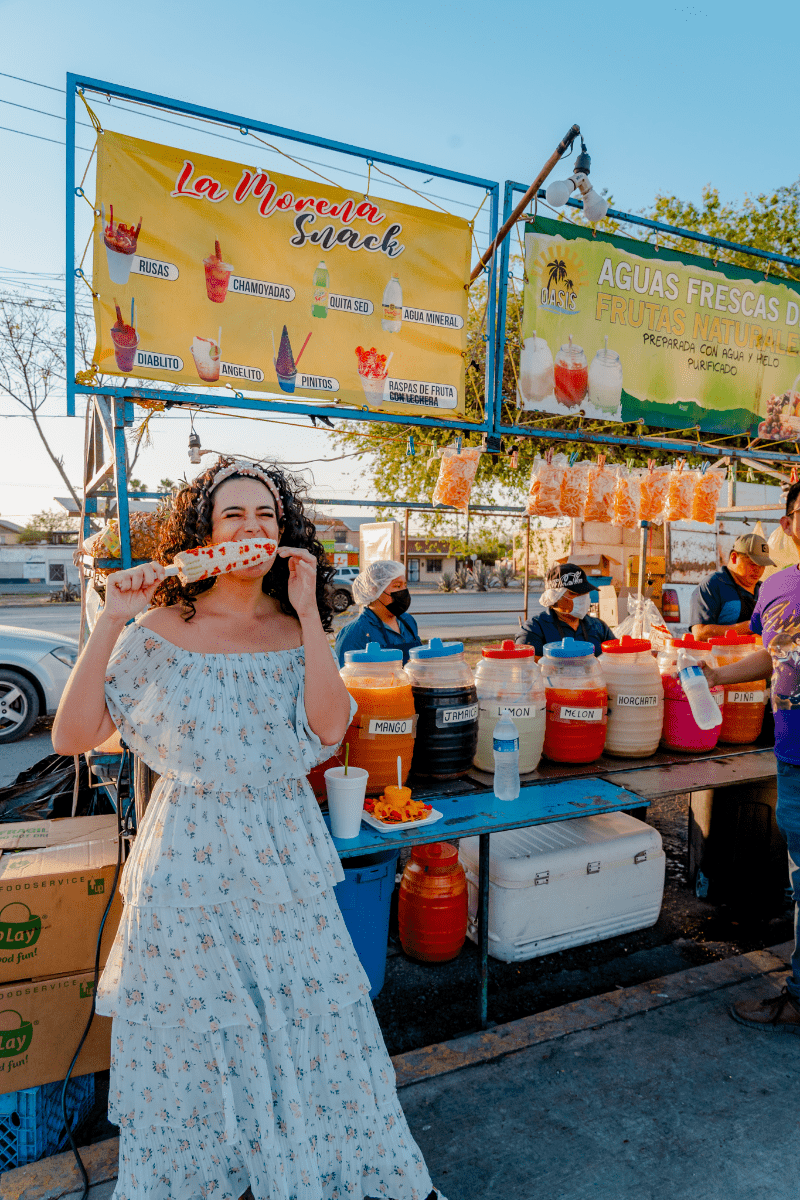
[544,137,608,223]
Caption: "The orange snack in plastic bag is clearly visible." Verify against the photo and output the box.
[584,460,616,523]
[640,467,670,523]
[691,469,725,524]
[664,467,697,521]
[432,446,482,512]
[526,454,566,517]
[559,460,590,518]
[611,469,641,529]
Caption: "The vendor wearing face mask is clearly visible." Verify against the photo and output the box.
[515,562,616,659]
[335,559,423,666]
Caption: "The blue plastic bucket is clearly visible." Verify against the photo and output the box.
[334,848,399,997]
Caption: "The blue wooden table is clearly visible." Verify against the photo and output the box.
[327,776,648,1028]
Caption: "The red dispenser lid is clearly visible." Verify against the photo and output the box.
[482,639,535,659]
[708,631,757,646]
[411,842,459,872]
[601,635,652,654]
[671,635,711,651]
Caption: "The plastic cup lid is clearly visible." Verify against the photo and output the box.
[601,635,652,654]
[482,639,535,659]
[344,641,402,664]
[409,637,464,660]
[707,632,757,646]
[543,637,595,658]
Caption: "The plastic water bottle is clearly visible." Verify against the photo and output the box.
[381,273,403,332]
[493,709,520,801]
[677,650,722,731]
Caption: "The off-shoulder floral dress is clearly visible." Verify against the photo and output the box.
[98,621,438,1200]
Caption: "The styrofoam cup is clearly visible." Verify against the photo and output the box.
[324,766,368,839]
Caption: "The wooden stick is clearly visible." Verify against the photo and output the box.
[469,124,580,284]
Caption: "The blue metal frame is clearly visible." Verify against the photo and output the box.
[65,72,500,434]
[494,180,800,464]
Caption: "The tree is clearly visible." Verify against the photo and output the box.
[16,509,79,543]
[0,294,82,511]
[128,478,149,493]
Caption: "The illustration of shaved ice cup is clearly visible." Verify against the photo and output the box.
[103,212,140,285]
[355,346,391,407]
[191,336,221,382]
[204,244,233,303]
[276,367,297,394]
[111,326,139,373]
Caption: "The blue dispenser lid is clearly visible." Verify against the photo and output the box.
[344,641,402,664]
[409,637,464,660]
[543,637,595,658]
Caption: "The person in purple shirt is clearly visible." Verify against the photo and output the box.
[704,480,800,1034]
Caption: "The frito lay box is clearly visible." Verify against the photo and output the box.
[0,971,111,1092]
[0,817,122,985]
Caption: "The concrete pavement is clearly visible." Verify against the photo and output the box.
[2,941,795,1200]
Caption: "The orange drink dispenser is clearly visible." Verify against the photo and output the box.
[708,632,768,745]
[339,642,416,796]
[398,842,468,963]
[540,638,608,763]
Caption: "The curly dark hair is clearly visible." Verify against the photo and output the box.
[152,457,336,629]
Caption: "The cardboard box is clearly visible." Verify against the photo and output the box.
[626,556,667,586]
[0,818,122,985]
[0,815,119,854]
[0,971,111,1093]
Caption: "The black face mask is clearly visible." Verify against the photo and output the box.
[385,588,411,616]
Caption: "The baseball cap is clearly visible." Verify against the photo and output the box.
[545,562,594,595]
[731,534,775,567]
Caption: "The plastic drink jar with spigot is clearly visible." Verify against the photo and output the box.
[708,631,768,744]
[519,332,554,408]
[599,636,663,757]
[406,639,478,778]
[339,642,416,796]
[553,336,588,408]
[540,638,608,763]
[473,640,546,773]
[658,636,723,752]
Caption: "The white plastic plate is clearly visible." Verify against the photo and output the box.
[361,807,443,833]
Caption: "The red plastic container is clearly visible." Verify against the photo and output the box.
[540,637,608,764]
[398,842,468,963]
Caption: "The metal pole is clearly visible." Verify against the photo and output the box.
[469,124,580,282]
[478,832,490,1028]
[403,508,409,572]
[730,458,738,508]
[113,397,132,569]
[523,516,530,625]
[466,504,470,549]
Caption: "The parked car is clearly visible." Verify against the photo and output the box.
[659,583,695,637]
[329,566,359,614]
[0,625,79,743]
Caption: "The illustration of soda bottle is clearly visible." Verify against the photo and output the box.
[382,274,403,332]
[312,261,329,318]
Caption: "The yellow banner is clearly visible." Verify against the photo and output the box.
[92,131,470,418]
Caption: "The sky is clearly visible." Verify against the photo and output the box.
[1,0,797,525]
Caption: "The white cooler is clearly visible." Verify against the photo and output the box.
[459,811,665,963]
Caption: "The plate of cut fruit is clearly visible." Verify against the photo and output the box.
[362,789,443,833]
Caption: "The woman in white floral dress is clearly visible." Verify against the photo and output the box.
[53,459,445,1200]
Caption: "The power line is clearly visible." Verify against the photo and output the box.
[0,122,93,152]
[0,71,64,93]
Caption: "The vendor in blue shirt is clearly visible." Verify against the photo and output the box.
[516,562,616,658]
[335,559,423,666]
[690,533,775,641]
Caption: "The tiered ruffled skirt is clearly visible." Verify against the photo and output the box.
[97,777,434,1200]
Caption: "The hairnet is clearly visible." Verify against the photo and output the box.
[539,586,567,610]
[352,560,406,607]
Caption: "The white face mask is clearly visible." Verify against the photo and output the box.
[569,594,591,618]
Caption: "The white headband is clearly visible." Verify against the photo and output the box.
[208,460,284,521]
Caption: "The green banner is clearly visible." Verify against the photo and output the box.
[519,216,800,438]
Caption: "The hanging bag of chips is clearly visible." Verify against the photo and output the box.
[559,458,590,518]
[584,455,616,523]
[639,461,670,523]
[525,450,566,517]
[691,465,726,524]
[432,443,482,512]
[611,466,641,529]
[664,461,697,522]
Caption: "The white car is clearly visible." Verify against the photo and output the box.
[329,566,360,613]
[0,625,79,743]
